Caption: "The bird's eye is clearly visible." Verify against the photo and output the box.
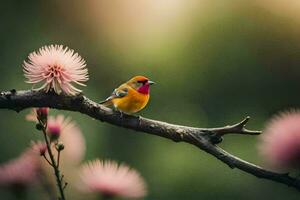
[137,80,147,84]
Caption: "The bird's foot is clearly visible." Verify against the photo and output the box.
[137,115,142,127]
[113,108,124,118]
[119,111,124,118]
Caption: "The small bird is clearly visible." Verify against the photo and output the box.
[100,76,155,114]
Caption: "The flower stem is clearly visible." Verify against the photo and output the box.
[40,120,66,200]
[57,150,61,168]
[42,154,53,167]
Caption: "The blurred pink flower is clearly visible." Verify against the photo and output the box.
[25,107,49,123]
[31,141,47,156]
[0,148,42,188]
[26,109,38,122]
[47,119,62,140]
[259,110,300,169]
[26,108,45,122]
[36,107,49,122]
[26,108,49,125]
[23,45,89,95]
[78,160,147,199]
[48,115,86,164]
[25,111,86,164]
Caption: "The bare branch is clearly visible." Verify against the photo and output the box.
[0,90,299,191]
[205,116,262,136]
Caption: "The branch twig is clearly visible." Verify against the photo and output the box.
[39,119,66,200]
[0,90,299,191]
[42,154,53,167]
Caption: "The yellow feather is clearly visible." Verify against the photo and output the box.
[100,76,154,114]
[112,86,149,114]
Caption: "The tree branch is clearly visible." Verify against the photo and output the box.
[1,90,300,191]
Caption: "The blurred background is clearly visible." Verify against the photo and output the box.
[1,0,300,199]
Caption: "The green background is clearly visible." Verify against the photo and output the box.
[1,0,300,199]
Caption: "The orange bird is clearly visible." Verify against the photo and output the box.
[100,76,155,114]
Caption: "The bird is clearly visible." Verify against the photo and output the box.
[100,76,155,114]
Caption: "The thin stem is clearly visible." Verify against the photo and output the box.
[40,120,66,200]
[42,154,53,167]
[57,150,61,168]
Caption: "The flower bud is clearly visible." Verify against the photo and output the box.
[36,107,48,123]
[47,124,61,141]
[56,143,65,151]
[35,123,44,131]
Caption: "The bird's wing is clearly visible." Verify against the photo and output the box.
[99,84,129,105]
[113,85,129,98]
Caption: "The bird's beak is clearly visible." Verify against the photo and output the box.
[148,80,155,85]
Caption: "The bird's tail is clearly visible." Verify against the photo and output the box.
[99,98,113,107]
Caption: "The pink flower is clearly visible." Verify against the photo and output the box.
[36,107,49,122]
[23,45,89,95]
[26,112,86,164]
[259,110,300,169]
[26,108,48,122]
[47,120,61,140]
[26,109,38,122]
[31,141,47,156]
[48,115,86,164]
[78,160,147,199]
[0,148,42,188]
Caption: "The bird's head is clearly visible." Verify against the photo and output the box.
[127,75,155,94]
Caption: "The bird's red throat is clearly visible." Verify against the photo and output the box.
[137,85,150,94]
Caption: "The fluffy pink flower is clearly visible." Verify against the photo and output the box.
[0,148,42,188]
[79,160,147,199]
[48,115,86,164]
[259,110,300,169]
[23,45,89,95]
